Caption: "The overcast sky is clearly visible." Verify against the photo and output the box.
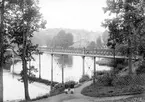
[39,0,107,32]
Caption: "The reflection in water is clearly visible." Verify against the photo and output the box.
[12,53,111,83]
[55,55,73,67]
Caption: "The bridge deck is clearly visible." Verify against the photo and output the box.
[39,47,128,59]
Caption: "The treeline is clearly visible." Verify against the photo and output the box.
[47,30,74,48]
[86,36,107,50]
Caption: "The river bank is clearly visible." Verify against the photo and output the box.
[3,70,50,101]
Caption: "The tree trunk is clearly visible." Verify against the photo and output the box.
[0,0,5,101]
[22,57,30,100]
[22,31,30,100]
[0,66,3,102]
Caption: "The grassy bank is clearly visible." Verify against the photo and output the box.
[81,84,144,97]
[82,74,145,98]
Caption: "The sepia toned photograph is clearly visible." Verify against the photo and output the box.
[0,0,145,102]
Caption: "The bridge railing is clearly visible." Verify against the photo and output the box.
[38,47,123,56]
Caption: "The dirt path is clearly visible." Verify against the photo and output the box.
[33,81,132,102]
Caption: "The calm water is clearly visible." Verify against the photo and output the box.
[12,53,111,83]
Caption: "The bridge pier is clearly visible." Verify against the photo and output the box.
[93,57,96,84]
[51,54,53,90]
[39,52,41,79]
[62,55,64,84]
[82,56,85,76]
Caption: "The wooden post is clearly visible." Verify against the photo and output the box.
[93,57,96,84]
[51,54,53,90]
[62,55,64,84]
[39,52,41,79]
[82,56,85,76]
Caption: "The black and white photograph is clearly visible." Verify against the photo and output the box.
[0,0,145,102]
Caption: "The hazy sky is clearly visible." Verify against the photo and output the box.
[39,0,107,32]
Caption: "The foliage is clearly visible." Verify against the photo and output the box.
[136,61,145,74]
[102,30,109,46]
[103,0,145,74]
[121,85,144,95]
[112,75,132,86]
[81,83,144,97]
[79,74,90,83]
[82,74,145,98]
[93,71,109,79]
[5,0,46,100]
[95,71,108,76]
[64,80,76,88]
[114,64,126,74]
[50,30,74,48]
[50,83,65,96]
[97,72,113,86]
[96,36,104,49]
[131,74,145,85]
[87,41,96,50]
[112,74,145,86]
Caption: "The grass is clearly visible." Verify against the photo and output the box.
[98,94,145,102]
[81,83,145,98]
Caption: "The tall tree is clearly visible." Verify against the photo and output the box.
[5,0,46,100]
[87,41,96,50]
[51,30,74,48]
[103,0,145,75]
[96,36,103,49]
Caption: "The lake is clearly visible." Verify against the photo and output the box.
[11,53,111,83]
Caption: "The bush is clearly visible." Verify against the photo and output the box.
[65,80,76,88]
[131,74,145,85]
[112,75,132,86]
[112,74,145,86]
[122,85,144,94]
[136,63,145,75]
[114,64,125,74]
[97,72,113,86]
[53,83,64,89]
[92,71,110,80]
[50,83,65,96]
[79,75,90,83]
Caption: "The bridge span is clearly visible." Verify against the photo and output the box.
[35,47,135,88]
[38,47,127,59]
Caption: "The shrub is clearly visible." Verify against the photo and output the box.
[50,83,65,96]
[112,74,145,86]
[114,64,125,74]
[97,72,113,86]
[136,63,145,75]
[122,85,144,94]
[92,71,109,80]
[65,80,76,88]
[79,74,90,83]
[53,83,64,89]
[131,74,145,85]
[112,75,132,86]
